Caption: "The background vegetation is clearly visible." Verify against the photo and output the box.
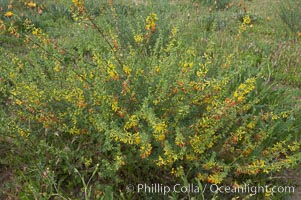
[1,0,300,199]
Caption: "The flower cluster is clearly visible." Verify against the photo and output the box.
[2,2,300,199]
[145,13,158,32]
[233,78,256,103]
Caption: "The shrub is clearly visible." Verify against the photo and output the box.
[1,1,300,199]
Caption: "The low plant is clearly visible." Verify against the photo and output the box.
[1,0,300,199]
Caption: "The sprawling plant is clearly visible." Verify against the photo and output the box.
[0,0,300,199]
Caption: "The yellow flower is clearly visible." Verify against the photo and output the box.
[272,114,279,120]
[234,91,239,98]
[153,122,167,134]
[154,132,165,141]
[84,158,92,168]
[297,32,301,37]
[150,21,156,28]
[15,99,22,105]
[72,0,80,7]
[54,65,60,72]
[183,62,193,68]
[145,13,158,31]
[4,11,14,17]
[171,27,178,36]
[265,190,272,197]
[171,166,184,177]
[18,128,30,137]
[134,34,143,43]
[156,156,167,166]
[140,143,152,158]
[153,99,159,105]
[111,100,119,112]
[253,159,265,168]
[247,121,256,129]
[288,141,300,152]
[27,1,36,8]
[207,173,223,184]
[197,173,207,181]
[70,127,80,134]
[134,133,141,144]
[124,115,138,130]
[237,95,244,102]
[263,168,269,174]
[77,99,87,108]
[243,15,251,24]
[107,63,118,79]
[32,27,40,35]
[239,24,246,32]
[150,13,158,21]
[122,65,132,75]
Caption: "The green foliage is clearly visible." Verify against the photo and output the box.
[271,40,301,87]
[1,0,301,199]
[279,0,301,33]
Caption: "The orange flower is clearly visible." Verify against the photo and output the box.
[224,98,231,103]
[4,11,14,17]
[27,1,37,8]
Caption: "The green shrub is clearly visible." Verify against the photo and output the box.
[1,1,300,199]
